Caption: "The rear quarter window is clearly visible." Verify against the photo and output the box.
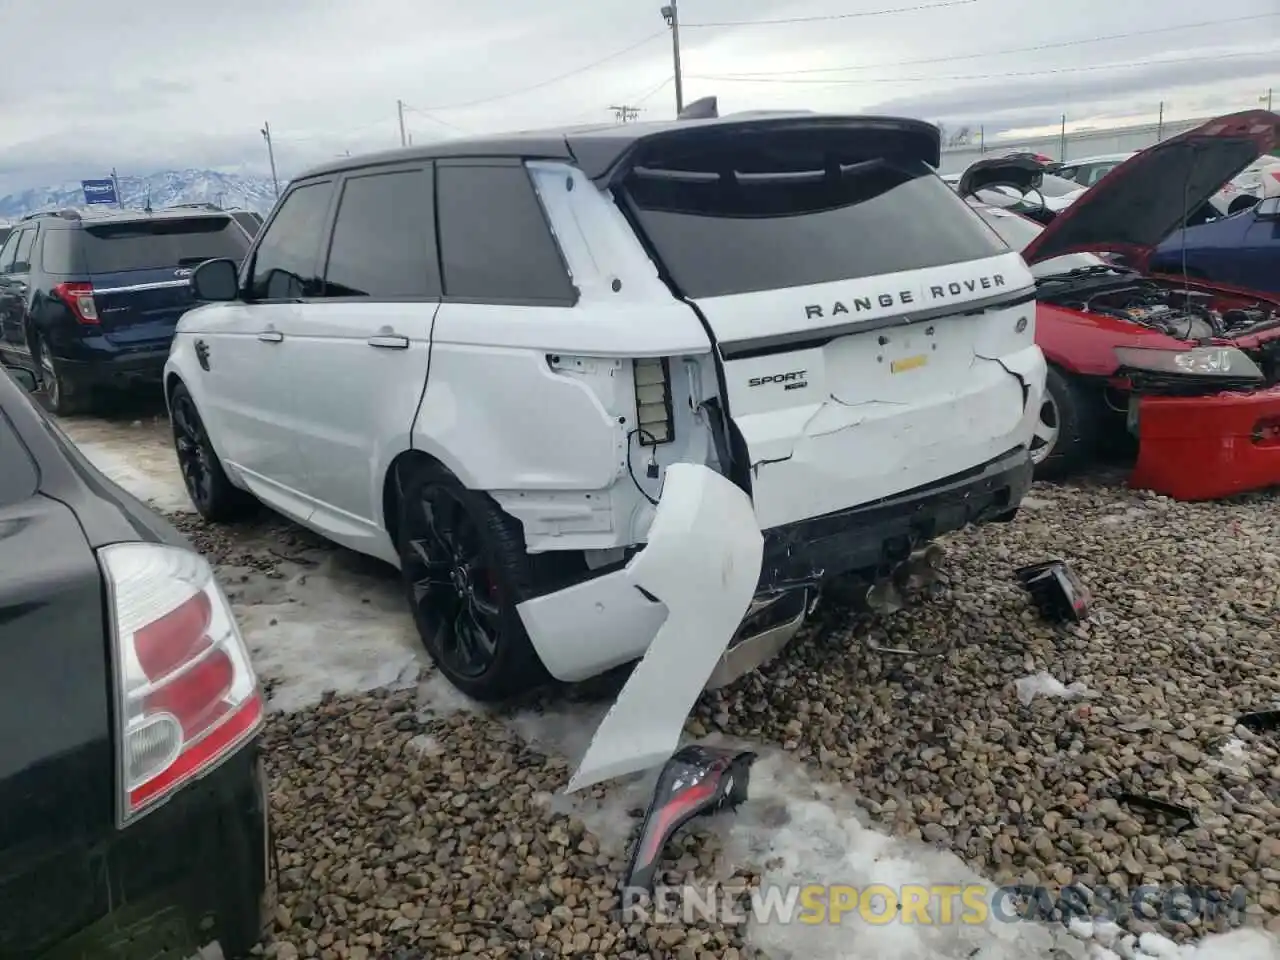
[622,158,1007,299]
[81,216,252,273]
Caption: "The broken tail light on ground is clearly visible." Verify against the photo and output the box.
[622,745,756,897]
[100,542,263,825]
[1015,560,1093,622]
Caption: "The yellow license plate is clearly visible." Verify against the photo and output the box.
[890,354,928,374]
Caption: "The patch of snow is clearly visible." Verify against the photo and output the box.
[223,553,423,713]
[1015,671,1097,706]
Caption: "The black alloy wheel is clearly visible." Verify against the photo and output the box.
[402,483,504,681]
[168,382,255,521]
[172,391,214,512]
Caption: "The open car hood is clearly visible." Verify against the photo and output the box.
[1021,110,1280,266]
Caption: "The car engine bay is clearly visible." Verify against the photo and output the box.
[1046,281,1278,342]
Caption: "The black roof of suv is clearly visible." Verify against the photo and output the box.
[296,113,943,185]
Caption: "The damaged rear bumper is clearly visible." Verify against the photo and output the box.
[1129,385,1280,500]
[760,445,1033,588]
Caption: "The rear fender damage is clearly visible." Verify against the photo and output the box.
[516,463,763,792]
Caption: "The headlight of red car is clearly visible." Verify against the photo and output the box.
[1113,345,1264,380]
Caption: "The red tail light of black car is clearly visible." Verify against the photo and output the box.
[100,542,264,824]
[52,281,99,324]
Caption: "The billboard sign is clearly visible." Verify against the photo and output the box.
[81,179,118,205]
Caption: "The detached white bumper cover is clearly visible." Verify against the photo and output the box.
[516,464,763,792]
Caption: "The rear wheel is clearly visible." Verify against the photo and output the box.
[32,333,87,416]
[1032,366,1102,481]
[396,460,552,701]
[169,382,256,521]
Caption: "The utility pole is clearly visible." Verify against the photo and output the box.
[1058,113,1067,162]
[397,99,407,146]
[1157,101,1164,142]
[610,105,641,124]
[110,167,123,208]
[260,122,280,200]
[1263,88,1273,112]
[661,2,684,114]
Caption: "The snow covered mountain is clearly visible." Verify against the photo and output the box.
[0,169,278,221]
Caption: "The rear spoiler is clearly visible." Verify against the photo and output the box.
[575,114,942,186]
[957,156,1045,199]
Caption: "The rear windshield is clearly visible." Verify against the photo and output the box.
[81,216,252,273]
[622,159,1007,299]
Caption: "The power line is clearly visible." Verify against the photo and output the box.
[682,0,977,28]
[701,12,1280,77]
[419,29,669,112]
[272,117,397,144]
[401,103,467,134]
[689,49,1280,86]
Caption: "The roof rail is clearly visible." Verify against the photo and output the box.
[21,208,82,221]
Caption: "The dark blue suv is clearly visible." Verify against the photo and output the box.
[0,208,253,414]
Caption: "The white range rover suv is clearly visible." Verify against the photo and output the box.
[165,112,1046,787]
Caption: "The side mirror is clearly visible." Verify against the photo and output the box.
[191,258,240,302]
[6,366,37,393]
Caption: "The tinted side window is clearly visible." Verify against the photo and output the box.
[248,181,335,300]
[10,229,37,272]
[323,169,438,298]
[0,231,20,273]
[436,163,574,303]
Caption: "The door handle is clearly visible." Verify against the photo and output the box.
[367,335,409,350]
[257,330,283,343]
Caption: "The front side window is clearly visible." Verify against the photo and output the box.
[323,169,437,298]
[435,163,575,303]
[248,181,335,301]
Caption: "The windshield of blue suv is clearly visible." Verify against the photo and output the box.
[79,215,251,273]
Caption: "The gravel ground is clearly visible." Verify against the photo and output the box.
[154,467,1280,959]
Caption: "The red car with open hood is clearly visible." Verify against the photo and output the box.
[966,110,1280,500]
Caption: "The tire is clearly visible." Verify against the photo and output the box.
[1228,195,1257,215]
[1032,365,1102,482]
[169,381,257,522]
[395,459,560,702]
[32,332,88,416]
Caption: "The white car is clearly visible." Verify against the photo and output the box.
[1056,149,1278,216]
[164,113,1046,787]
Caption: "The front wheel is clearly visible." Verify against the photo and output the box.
[396,460,552,702]
[1032,366,1101,481]
[169,382,257,521]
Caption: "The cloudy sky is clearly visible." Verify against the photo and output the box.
[0,0,1276,193]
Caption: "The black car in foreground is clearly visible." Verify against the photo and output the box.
[0,208,253,415]
[0,365,271,959]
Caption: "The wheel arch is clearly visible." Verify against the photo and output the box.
[381,447,475,551]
